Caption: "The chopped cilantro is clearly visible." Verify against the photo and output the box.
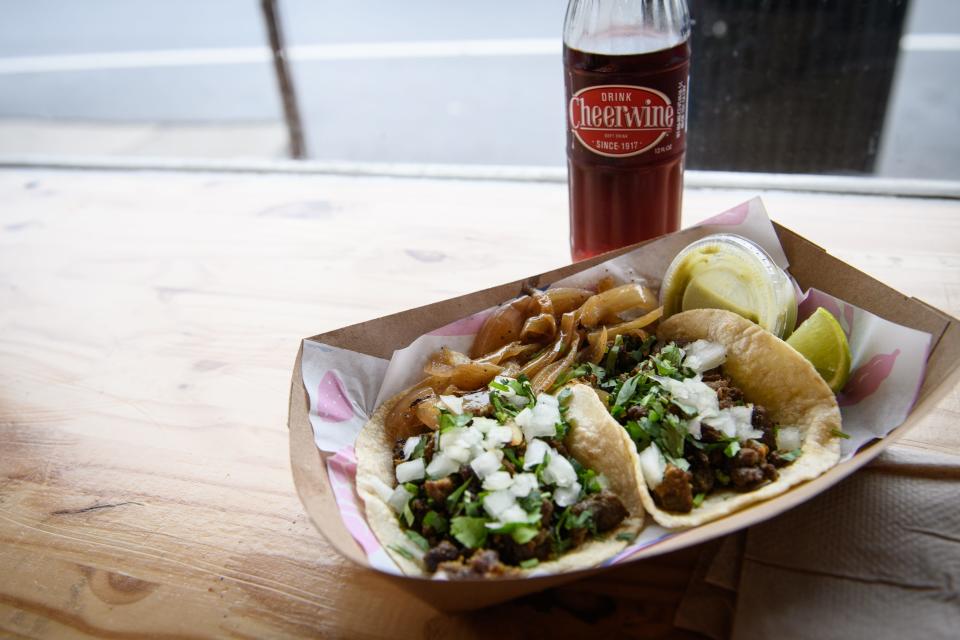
[451,516,489,549]
[423,510,448,534]
[503,447,522,469]
[616,531,637,542]
[724,441,741,458]
[518,489,543,513]
[715,469,731,485]
[778,448,803,462]
[387,544,415,560]
[667,455,690,472]
[403,482,419,495]
[445,478,472,514]
[614,372,643,409]
[692,492,706,508]
[438,410,473,432]
[404,529,430,551]
[512,525,540,545]
[660,413,686,459]
[519,558,540,569]
[604,335,624,376]
[490,392,515,423]
[402,501,415,527]
[411,435,426,460]
[831,429,851,439]
[652,343,685,377]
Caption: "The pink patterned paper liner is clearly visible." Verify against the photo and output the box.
[326,446,384,558]
[605,531,675,566]
[316,371,354,422]
[695,201,750,226]
[427,309,493,337]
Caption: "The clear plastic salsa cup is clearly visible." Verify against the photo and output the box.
[659,233,798,339]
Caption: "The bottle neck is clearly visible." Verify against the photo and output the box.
[563,0,690,54]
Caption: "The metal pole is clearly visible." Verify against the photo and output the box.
[260,0,307,159]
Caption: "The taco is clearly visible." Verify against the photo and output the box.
[566,308,842,528]
[355,376,644,578]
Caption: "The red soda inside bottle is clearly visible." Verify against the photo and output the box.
[564,0,691,261]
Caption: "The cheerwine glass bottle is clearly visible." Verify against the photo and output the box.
[564,0,691,261]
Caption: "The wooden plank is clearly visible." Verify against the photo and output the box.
[0,169,957,637]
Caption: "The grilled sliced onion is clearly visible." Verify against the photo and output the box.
[475,341,539,365]
[585,325,608,364]
[415,396,441,429]
[580,283,658,328]
[531,332,581,394]
[450,361,503,391]
[423,346,471,378]
[385,384,437,438]
[544,287,593,315]
[520,311,578,379]
[520,313,556,343]
[470,295,533,359]
[587,306,663,348]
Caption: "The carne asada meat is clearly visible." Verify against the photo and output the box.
[653,464,694,513]
[491,530,552,565]
[423,477,455,503]
[424,540,461,572]
[571,491,629,533]
[437,549,510,578]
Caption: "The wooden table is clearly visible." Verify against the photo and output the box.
[1,168,958,638]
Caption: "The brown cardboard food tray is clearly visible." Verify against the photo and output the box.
[287,221,960,612]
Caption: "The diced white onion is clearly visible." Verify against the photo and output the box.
[497,504,531,524]
[486,425,514,447]
[506,394,531,409]
[516,398,561,442]
[683,340,727,374]
[470,451,501,479]
[639,442,666,489]
[387,485,413,513]
[704,406,762,442]
[536,393,559,409]
[462,390,491,415]
[777,426,803,452]
[732,406,763,442]
[543,452,578,488]
[439,427,465,450]
[482,470,514,491]
[482,490,516,518]
[686,418,702,440]
[653,375,720,416]
[426,453,460,479]
[471,416,499,434]
[444,444,472,464]
[509,473,538,498]
[553,482,582,507]
[439,394,464,415]
[395,458,425,483]
[523,439,549,469]
[401,436,421,461]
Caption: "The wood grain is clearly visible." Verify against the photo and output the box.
[1,169,957,638]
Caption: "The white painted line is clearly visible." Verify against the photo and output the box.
[0,38,560,75]
[900,33,960,52]
[1,155,958,199]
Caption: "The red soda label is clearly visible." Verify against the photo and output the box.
[569,84,678,158]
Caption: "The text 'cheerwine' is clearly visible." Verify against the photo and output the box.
[568,84,676,158]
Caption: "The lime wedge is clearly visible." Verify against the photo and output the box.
[786,307,852,393]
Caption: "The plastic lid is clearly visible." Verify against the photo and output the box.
[659,234,798,339]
